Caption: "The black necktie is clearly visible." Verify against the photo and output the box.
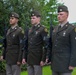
[10,28,13,32]
[58,25,61,31]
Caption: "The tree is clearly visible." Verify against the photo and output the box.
[0,0,61,36]
[0,0,63,72]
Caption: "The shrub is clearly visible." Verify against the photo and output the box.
[0,50,6,73]
[21,64,27,71]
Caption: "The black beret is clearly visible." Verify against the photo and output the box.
[31,11,41,17]
[10,12,19,19]
[58,5,69,13]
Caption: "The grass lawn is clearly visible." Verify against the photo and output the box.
[21,65,76,75]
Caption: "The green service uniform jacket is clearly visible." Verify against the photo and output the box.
[5,25,24,65]
[27,24,48,65]
[51,22,76,72]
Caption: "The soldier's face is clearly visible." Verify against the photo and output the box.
[9,17,18,25]
[57,12,68,23]
[31,16,40,25]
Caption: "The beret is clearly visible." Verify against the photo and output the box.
[10,12,19,19]
[58,5,69,13]
[31,11,41,17]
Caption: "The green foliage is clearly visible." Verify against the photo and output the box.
[0,61,6,72]
[0,0,64,73]
[0,37,6,73]
[21,64,27,71]
[0,0,62,35]
[21,66,76,75]
[0,50,6,72]
[0,49,27,73]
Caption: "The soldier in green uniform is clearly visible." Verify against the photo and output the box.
[22,10,48,75]
[47,5,76,75]
[1,12,24,75]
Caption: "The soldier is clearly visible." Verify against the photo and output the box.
[1,12,24,75]
[22,10,49,75]
[47,5,76,75]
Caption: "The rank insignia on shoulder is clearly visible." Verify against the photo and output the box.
[44,28,48,32]
[13,34,15,37]
[21,30,24,34]
[35,31,38,35]
[15,27,17,29]
[38,25,40,27]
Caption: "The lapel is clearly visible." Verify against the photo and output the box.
[7,25,19,35]
[52,22,69,43]
[57,22,69,33]
[29,24,41,35]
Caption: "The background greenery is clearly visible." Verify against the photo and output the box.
[0,0,63,36]
[0,0,61,72]
[0,0,76,74]
[21,66,76,75]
